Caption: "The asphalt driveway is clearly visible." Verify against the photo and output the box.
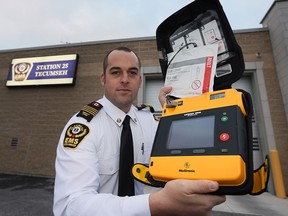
[0,173,54,216]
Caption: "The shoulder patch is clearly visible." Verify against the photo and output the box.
[63,123,90,149]
[76,101,103,122]
[136,104,155,113]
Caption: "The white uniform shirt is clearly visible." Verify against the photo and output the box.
[54,96,158,216]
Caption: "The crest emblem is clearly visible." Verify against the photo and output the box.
[63,123,90,149]
[13,62,32,81]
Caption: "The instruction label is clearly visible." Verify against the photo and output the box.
[165,43,218,98]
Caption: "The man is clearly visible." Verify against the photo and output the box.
[53,47,225,216]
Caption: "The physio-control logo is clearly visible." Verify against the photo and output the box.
[179,162,195,173]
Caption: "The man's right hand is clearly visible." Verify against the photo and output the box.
[149,179,226,216]
[158,86,172,107]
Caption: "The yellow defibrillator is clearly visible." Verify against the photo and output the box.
[132,0,269,195]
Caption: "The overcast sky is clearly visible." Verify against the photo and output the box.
[0,0,274,50]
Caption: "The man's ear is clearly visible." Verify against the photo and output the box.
[100,72,105,86]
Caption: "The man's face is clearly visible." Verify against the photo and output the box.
[100,50,142,113]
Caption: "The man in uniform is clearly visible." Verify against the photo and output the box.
[53,47,225,216]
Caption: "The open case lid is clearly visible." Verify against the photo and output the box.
[156,0,244,91]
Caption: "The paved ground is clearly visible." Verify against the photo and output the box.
[214,192,288,216]
[0,174,54,216]
[0,173,287,216]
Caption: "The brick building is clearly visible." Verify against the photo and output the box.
[0,0,287,195]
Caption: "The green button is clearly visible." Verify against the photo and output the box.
[221,116,228,122]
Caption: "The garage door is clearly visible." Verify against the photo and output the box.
[144,78,164,113]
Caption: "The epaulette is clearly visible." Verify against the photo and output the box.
[136,104,155,113]
[76,101,103,122]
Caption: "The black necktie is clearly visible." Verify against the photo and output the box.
[118,115,135,196]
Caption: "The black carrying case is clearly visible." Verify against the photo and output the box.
[156,0,244,90]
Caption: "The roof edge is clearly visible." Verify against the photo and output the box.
[260,0,288,24]
[0,36,156,53]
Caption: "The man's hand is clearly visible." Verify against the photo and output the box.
[149,179,225,216]
[158,86,172,107]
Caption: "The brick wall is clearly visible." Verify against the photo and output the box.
[0,39,159,177]
[236,30,288,191]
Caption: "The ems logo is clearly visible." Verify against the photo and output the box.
[63,123,90,149]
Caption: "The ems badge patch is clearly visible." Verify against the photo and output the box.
[63,123,90,149]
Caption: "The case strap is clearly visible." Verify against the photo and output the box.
[250,156,270,195]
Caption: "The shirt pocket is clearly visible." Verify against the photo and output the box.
[98,153,119,175]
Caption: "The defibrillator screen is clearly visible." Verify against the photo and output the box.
[167,115,215,149]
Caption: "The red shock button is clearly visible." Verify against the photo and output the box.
[220,133,230,141]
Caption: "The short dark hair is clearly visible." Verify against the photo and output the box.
[102,47,141,73]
